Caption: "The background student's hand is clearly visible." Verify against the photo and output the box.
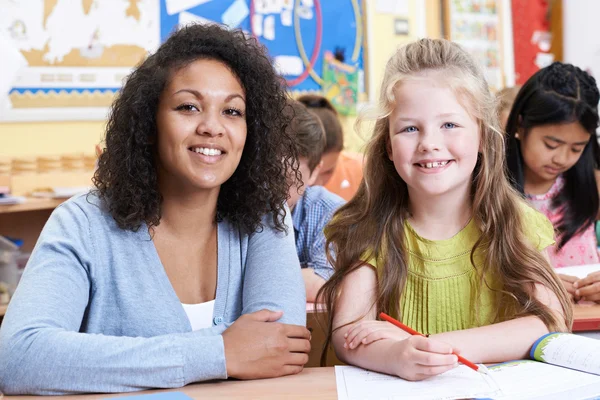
[222,309,311,379]
[574,272,600,302]
[343,320,411,349]
[389,335,459,381]
[558,274,580,301]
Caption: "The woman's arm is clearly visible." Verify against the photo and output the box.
[0,202,227,395]
[332,264,457,380]
[431,283,565,363]
[242,209,307,325]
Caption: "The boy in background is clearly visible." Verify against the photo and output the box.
[287,100,345,302]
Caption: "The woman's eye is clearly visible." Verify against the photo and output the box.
[224,108,244,117]
[175,104,198,112]
[442,122,456,129]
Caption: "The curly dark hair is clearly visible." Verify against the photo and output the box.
[93,24,298,233]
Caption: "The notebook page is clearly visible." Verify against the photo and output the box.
[335,365,502,400]
[531,332,600,375]
[489,360,600,400]
[557,264,600,279]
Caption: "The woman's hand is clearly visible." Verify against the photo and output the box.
[558,274,580,301]
[575,272,600,302]
[343,320,410,349]
[388,336,459,381]
[222,309,311,379]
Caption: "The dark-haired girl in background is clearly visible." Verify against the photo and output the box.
[505,62,600,302]
[0,24,310,394]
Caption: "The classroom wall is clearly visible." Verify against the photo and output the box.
[341,0,439,153]
[0,0,439,158]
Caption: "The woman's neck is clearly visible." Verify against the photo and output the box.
[156,180,219,238]
[407,188,472,241]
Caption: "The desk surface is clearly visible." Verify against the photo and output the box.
[5,367,337,400]
[573,303,600,331]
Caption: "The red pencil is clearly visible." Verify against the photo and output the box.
[379,312,488,375]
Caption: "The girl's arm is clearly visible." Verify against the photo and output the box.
[431,283,565,363]
[332,264,458,381]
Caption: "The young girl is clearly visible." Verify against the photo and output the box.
[505,63,600,301]
[317,39,571,381]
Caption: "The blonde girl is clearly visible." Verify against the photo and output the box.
[317,39,572,381]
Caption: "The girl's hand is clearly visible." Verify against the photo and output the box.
[575,272,600,302]
[389,335,459,381]
[558,274,580,301]
[343,321,410,349]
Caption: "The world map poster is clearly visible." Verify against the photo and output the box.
[0,0,160,121]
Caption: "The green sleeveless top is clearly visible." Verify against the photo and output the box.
[363,204,554,335]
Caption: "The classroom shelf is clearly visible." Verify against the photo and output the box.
[0,197,65,214]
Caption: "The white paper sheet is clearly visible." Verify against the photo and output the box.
[222,0,249,29]
[165,0,212,15]
[557,264,600,279]
[280,9,292,26]
[335,365,502,400]
[263,15,275,40]
[490,361,600,400]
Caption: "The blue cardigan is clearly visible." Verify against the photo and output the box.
[0,193,306,394]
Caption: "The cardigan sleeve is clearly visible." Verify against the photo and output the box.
[0,201,227,395]
[241,209,306,326]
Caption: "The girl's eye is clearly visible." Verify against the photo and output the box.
[224,107,245,117]
[175,104,198,112]
[442,122,456,129]
[544,143,557,150]
[572,147,584,154]
[402,126,418,133]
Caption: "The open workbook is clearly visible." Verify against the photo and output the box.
[336,332,600,400]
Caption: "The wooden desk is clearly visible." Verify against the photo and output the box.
[573,303,600,332]
[5,367,337,400]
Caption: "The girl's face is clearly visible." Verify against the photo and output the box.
[155,58,247,194]
[387,73,481,201]
[520,122,590,184]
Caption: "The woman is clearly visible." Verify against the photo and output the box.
[0,24,310,394]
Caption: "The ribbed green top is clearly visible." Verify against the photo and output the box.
[365,205,554,335]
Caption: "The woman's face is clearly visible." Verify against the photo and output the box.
[520,122,590,184]
[155,58,247,194]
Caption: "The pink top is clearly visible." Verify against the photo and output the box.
[526,175,599,268]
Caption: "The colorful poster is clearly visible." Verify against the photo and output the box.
[322,51,358,116]
[0,0,160,121]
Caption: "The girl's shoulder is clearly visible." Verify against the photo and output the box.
[518,200,556,251]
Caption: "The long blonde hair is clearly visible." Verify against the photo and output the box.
[317,38,572,365]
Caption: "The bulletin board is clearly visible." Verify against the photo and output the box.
[160,0,366,96]
[0,0,367,122]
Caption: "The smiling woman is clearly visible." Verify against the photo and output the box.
[0,24,310,395]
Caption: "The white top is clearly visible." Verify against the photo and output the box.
[181,300,216,331]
